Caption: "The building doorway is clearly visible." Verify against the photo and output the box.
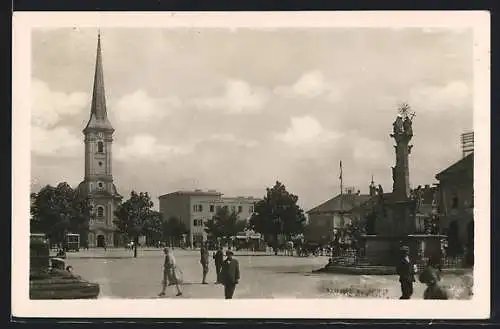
[97,234,105,248]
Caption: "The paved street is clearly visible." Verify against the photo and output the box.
[64,248,472,299]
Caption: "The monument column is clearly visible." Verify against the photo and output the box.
[390,103,416,236]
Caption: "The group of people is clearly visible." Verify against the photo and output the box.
[397,245,449,300]
[158,244,240,299]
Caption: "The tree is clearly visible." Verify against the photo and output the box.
[113,191,161,258]
[162,216,189,247]
[30,182,92,248]
[205,207,247,247]
[143,211,164,247]
[249,181,306,253]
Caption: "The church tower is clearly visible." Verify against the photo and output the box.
[77,32,122,248]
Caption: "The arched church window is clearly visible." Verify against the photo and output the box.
[97,141,104,153]
[97,206,104,218]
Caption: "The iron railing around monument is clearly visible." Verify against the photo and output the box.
[327,246,469,269]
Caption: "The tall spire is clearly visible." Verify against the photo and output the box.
[91,30,106,119]
[84,31,114,133]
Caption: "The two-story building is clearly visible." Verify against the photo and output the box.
[306,188,372,243]
[158,189,260,247]
[435,152,474,248]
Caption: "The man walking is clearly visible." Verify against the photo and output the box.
[396,245,416,299]
[213,246,224,283]
[220,250,240,299]
[200,243,210,284]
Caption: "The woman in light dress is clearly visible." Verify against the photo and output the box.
[159,247,183,297]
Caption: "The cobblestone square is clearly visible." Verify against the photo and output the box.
[64,248,472,299]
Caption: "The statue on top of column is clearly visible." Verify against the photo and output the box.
[391,103,415,142]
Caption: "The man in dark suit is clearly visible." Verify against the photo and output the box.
[213,246,224,284]
[396,245,416,299]
[220,250,240,299]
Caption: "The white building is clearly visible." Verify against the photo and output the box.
[158,189,260,246]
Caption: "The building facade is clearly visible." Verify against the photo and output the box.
[435,152,474,247]
[158,189,259,247]
[306,187,372,243]
[76,33,122,248]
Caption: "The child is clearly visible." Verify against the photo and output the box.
[419,258,449,300]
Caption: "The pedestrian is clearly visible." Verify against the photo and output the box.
[159,247,182,297]
[213,246,224,284]
[200,243,210,284]
[419,258,448,300]
[220,250,240,299]
[396,245,416,299]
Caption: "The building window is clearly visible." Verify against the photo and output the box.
[193,204,203,212]
[96,206,104,218]
[223,206,228,211]
[97,141,104,153]
[238,205,243,213]
[199,204,203,212]
[210,205,215,212]
[193,219,204,227]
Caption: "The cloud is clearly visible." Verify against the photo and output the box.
[31,78,88,128]
[351,136,391,164]
[207,133,259,148]
[114,90,180,122]
[191,79,269,114]
[409,80,471,112]
[275,116,343,146]
[31,126,81,157]
[274,70,342,102]
[115,134,193,162]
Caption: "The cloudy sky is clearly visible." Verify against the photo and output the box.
[31,27,473,211]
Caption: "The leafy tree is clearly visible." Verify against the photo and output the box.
[249,181,306,253]
[143,211,164,246]
[30,182,92,248]
[163,216,189,247]
[205,207,247,246]
[113,191,161,258]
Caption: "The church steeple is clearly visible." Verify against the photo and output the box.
[83,31,114,133]
[369,174,377,196]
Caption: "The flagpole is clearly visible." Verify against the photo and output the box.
[339,161,344,244]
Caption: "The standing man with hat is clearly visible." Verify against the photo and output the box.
[220,250,240,299]
[396,245,416,299]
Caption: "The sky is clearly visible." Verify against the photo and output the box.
[30,27,473,211]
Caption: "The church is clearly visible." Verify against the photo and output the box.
[76,33,123,248]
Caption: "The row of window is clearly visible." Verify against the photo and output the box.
[193,219,204,227]
[192,204,254,214]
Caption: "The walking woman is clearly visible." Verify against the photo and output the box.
[159,247,182,297]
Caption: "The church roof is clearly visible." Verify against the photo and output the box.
[307,193,372,215]
[83,32,114,133]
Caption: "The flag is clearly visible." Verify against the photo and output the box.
[339,160,343,180]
